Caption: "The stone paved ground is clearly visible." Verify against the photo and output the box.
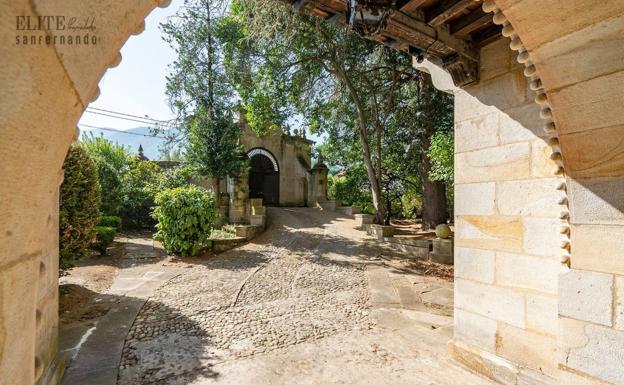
[111,207,495,385]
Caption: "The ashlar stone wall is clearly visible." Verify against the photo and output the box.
[448,37,564,385]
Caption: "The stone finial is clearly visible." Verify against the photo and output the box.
[435,224,451,239]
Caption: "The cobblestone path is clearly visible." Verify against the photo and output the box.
[116,207,494,385]
[118,208,375,385]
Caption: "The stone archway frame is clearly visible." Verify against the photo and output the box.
[415,1,572,270]
[247,147,280,172]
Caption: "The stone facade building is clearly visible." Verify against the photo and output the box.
[2,1,624,385]
[225,119,329,223]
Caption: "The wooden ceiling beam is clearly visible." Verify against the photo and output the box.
[399,0,429,14]
[472,24,502,47]
[426,0,480,27]
[450,7,492,36]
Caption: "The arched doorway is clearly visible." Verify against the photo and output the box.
[247,148,280,206]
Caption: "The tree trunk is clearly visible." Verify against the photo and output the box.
[420,137,448,230]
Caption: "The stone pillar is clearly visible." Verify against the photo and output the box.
[228,176,249,224]
[418,37,562,384]
[307,159,329,205]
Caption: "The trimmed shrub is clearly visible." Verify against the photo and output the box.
[153,185,217,256]
[97,215,122,231]
[92,226,116,255]
[59,145,101,270]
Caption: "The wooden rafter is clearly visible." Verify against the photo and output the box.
[399,0,429,15]
[426,0,479,27]
[450,7,491,36]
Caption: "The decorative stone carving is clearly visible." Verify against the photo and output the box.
[442,54,479,87]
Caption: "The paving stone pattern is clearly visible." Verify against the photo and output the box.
[118,209,372,385]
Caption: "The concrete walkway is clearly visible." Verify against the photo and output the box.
[61,208,495,385]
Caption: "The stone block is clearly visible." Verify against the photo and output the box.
[455,113,499,153]
[522,217,562,257]
[370,224,394,240]
[431,238,453,265]
[448,339,519,385]
[249,214,266,228]
[479,37,511,82]
[251,205,266,215]
[496,323,558,378]
[615,276,624,331]
[454,183,496,215]
[354,214,374,227]
[496,252,560,294]
[532,15,624,92]
[559,270,613,326]
[455,215,523,253]
[548,70,624,135]
[454,247,495,284]
[454,309,497,353]
[560,125,624,179]
[455,142,530,184]
[378,238,431,259]
[454,88,500,122]
[496,178,563,217]
[466,69,530,111]
[501,0,624,50]
[571,224,624,276]
[560,318,624,385]
[530,139,560,178]
[249,198,263,208]
[568,177,624,225]
[454,279,526,328]
[526,294,558,336]
[316,200,338,211]
[499,102,545,144]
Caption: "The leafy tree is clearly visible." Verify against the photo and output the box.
[427,130,454,185]
[80,133,131,215]
[221,1,427,224]
[161,0,245,206]
[59,145,101,271]
[221,1,452,227]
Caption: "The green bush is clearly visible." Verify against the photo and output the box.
[92,226,116,255]
[97,215,122,231]
[119,159,163,229]
[153,185,217,256]
[59,145,101,271]
[80,134,131,215]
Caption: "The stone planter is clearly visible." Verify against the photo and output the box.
[354,214,374,228]
[431,238,454,265]
[370,224,394,240]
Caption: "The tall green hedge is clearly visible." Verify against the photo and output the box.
[153,185,217,256]
[59,145,101,270]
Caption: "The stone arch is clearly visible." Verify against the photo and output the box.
[247,147,280,205]
[2,1,624,384]
[247,147,280,172]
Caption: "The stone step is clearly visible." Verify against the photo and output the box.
[250,214,266,228]
[252,205,266,215]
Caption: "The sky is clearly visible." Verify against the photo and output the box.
[78,0,323,146]
[78,1,183,131]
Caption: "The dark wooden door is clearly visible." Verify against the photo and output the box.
[249,154,279,206]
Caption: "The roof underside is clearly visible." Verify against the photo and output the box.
[287,0,502,86]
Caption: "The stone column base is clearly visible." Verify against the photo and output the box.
[448,340,556,385]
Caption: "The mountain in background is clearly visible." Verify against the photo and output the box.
[80,126,170,160]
